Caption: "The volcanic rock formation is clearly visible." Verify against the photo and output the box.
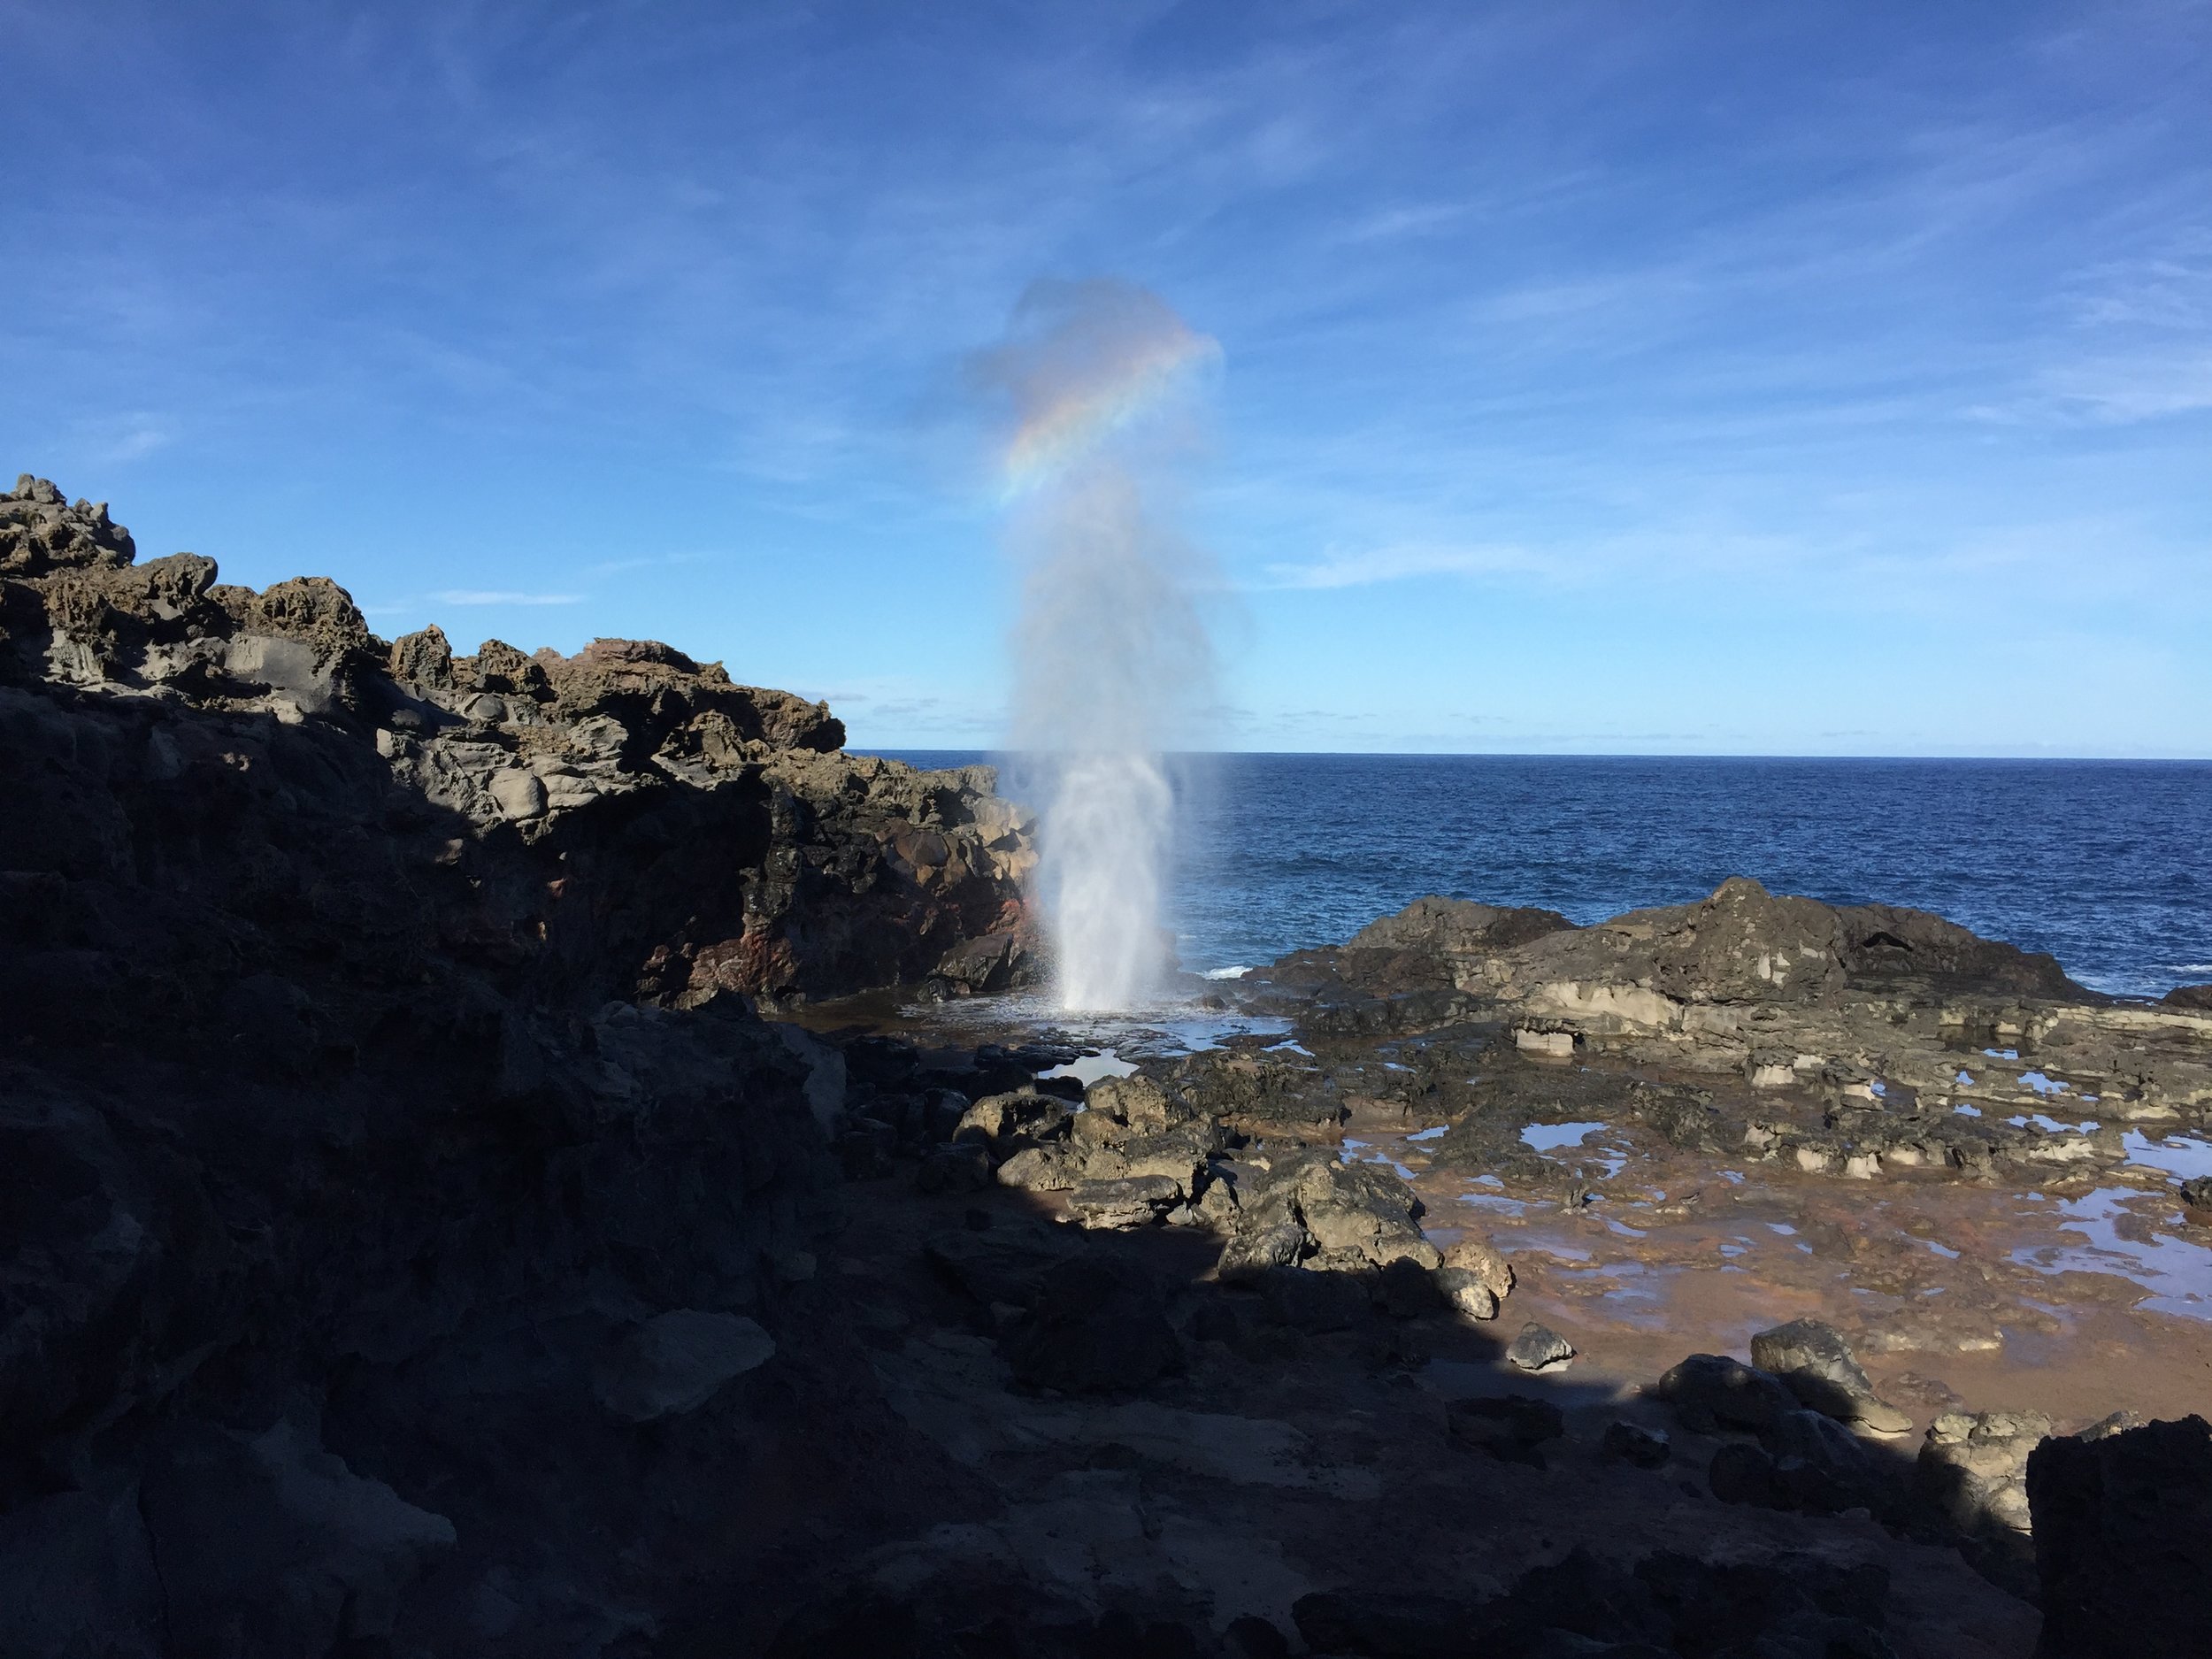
[0,475,1036,1654]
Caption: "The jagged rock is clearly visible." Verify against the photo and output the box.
[953,1089,1056,1146]
[1506,1321,1575,1372]
[932,929,1033,995]
[592,1311,776,1422]
[1217,1221,1309,1279]
[917,1141,993,1193]
[1915,1409,2050,1594]
[1002,1258,1183,1393]
[1066,1174,1185,1230]
[1763,1408,1897,1517]
[995,1144,1079,1192]
[1657,1354,1798,1434]
[1447,1394,1565,1466]
[1172,1048,1343,1134]
[2167,983,2212,1011]
[1711,1442,1782,1509]
[1439,1234,1515,1300]
[388,623,453,689]
[1257,1153,1441,1271]
[0,475,1046,1651]
[2027,1414,2212,1658]
[134,1418,457,1659]
[0,475,135,576]
[1602,1421,1671,1468]
[1751,1319,1913,1434]
[1432,1267,1500,1320]
[1250,1265,1371,1333]
[1337,895,1577,992]
[1083,1072,1192,1134]
[2181,1174,2212,1211]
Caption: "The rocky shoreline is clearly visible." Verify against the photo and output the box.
[4,473,2208,1656]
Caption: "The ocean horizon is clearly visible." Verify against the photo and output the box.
[869,750,2212,1001]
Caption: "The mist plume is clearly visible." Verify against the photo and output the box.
[973,280,1219,1012]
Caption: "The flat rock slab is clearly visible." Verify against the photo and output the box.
[593,1310,775,1422]
[1018,1402,1382,1500]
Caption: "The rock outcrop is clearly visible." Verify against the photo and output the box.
[0,476,1040,1654]
[2027,1414,2212,1658]
[1252,876,2212,1190]
[0,475,1038,1010]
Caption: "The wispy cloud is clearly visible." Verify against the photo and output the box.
[431,589,586,606]
[66,411,174,465]
[1256,541,1548,590]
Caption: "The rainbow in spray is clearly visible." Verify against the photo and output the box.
[997,317,1220,500]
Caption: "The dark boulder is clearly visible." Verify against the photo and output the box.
[1447,1394,1565,1467]
[1762,1408,1900,1517]
[1750,1318,1912,1434]
[1656,1353,1797,1434]
[1601,1421,1671,1468]
[1002,1258,1184,1394]
[1710,1442,1782,1509]
[1506,1321,1576,1373]
[1251,1264,1371,1333]
[2027,1414,2212,1658]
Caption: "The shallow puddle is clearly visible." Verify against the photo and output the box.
[2123,1129,2212,1181]
[1041,1049,1140,1087]
[2010,1187,2212,1318]
[1358,1099,2212,1426]
[1518,1121,1609,1152]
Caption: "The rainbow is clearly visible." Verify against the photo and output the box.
[1001,328,1219,497]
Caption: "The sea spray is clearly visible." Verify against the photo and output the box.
[972,280,1219,1012]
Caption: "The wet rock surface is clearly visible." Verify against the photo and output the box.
[760,863,2212,1650]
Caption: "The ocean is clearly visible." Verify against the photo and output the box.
[872,754,2212,1001]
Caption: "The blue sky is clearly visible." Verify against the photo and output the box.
[5,1,2208,756]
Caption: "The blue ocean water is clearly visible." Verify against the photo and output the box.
[874,754,2212,1000]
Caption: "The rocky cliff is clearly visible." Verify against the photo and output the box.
[0,475,1037,1655]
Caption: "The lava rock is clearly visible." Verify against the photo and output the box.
[1002,1258,1184,1394]
[1448,1394,1566,1467]
[1914,1409,2051,1595]
[1710,1442,1782,1509]
[1438,1234,1515,1299]
[1763,1408,1897,1517]
[1751,1318,1912,1434]
[916,1141,993,1193]
[1372,1255,1448,1317]
[1432,1266,1501,1321]
[592,1311,776,1422]
[2027,1413,2212,1658]
[1506,1321,1576,1373]
[1602,1420,1671,1468]
[1252,1264,1372,1333]
[1067,1174,1186,1230]
[1656,1353,1798,1434]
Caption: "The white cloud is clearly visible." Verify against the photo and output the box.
[1256,541,1547,590]
[67,412,174,465]
[431,589,586,606]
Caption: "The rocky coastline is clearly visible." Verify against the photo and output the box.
[4,473,2208,1656]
